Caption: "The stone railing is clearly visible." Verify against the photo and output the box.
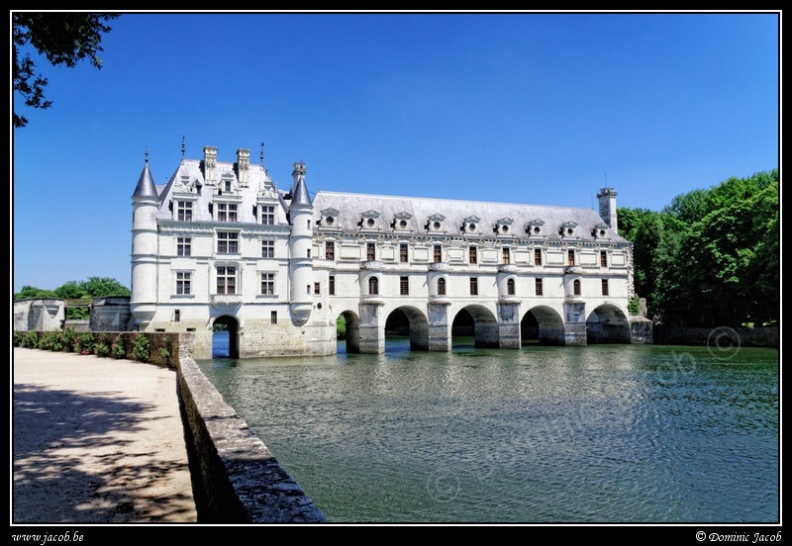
[177,357,326,523]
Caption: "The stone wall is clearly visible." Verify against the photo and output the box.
[177,356,326,523]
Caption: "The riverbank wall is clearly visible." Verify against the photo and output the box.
[177,354,326,523]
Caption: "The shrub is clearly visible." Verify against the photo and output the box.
[75,332,95,355]
[21,331,39,348]
[159,347,171,365]
[38,331,63,351]
[62,327,76,352]
[13,331,24,347]
[628,297,641,316]
[110,335,126,359]
[132,333,150,363]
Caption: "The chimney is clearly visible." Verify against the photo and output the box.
[597,187,618,234]
[236,148,250,186]
[203,146,217,184]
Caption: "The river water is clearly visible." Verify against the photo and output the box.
[197,337,778,523]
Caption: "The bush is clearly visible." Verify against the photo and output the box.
[628,297,641,316]
[21,331,39,348]
[13,331,24,347]
[159,347,171,365]
[132,333,150,363]
[38,331,63,351]
[75,332,95,355]
[62,327,76,352]
[110,335,126,359]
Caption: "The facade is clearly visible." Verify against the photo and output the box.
[131,146,638,360]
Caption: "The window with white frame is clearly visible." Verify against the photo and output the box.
[217,203,238,222]
[261,240,274,258]
[176,272,191,295]
[177,237,191,257]
[261,205,275,225]
[177,201,193,221]
[217,232,239,254]
[217,266,236,295]
[261,273,275,295]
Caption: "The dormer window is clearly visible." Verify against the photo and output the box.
[526,219,545,236]
[320,207,340,228]
[463,215,481,233]
[427,214,446,232]
[561,221,578,238]
[495,217,514,235]
[360,210,380,230]
[393,211,412,231]
[593,222,609,239]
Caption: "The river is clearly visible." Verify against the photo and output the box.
[198,336,778,523]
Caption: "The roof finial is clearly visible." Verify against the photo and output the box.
[144,146,149,163]
[181,136,185,162]
[260,142,265,166]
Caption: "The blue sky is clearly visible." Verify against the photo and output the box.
[12,11,779,293]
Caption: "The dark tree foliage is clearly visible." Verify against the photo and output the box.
[619,169,779,327]
[15,277,130,301]
[13,12,119,128]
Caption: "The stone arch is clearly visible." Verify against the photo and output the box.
[522,305,565,345]
[586,304,631,344]
[212,315,239,358]
[453,304,499,348]
[385,306,429,351]
[336,310,361,354]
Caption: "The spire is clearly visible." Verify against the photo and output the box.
[181,136,185,163]
[132,152,158,199]
[289,161,312,207]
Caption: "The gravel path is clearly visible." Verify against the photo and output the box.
[12,348,197,523]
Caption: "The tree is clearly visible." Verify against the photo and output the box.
[80,276,130,298]
[13,12,119,128]
[13,285,58,301]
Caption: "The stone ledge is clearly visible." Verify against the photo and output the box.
[177,357,326,523]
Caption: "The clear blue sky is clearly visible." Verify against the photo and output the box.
[12,11,779,294]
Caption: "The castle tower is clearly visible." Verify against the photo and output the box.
[288,161,314,324]
[130,156,159,330]
[597,187,618,234]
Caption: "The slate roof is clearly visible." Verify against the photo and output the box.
[312,191,629,243]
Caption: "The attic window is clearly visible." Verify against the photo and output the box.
[400,219,408,228]
[433,221,441,230]
[599,229,606,237]
[567,228,574,235]
[326,216,334,225]
[534,226,541,234]
[469,223,477,231]
[367,218,375,227]
[502,225,509,233]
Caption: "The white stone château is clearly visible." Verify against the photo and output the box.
[130,146,640,359]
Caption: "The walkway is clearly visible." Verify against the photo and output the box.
[12,348,197,523]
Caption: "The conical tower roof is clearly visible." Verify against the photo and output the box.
[132,160,158,199]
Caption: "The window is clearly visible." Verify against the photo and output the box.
[217,232,239,254]
[368,276,379,295]
[400,243,409,263]
[325,241,335,261]
[400,276,409,296]
[176,272,191,295]
[534,249,542,266]
[177,237,191,257]
[177,201,193,221]
[223,180,232,193]
[261,205,275,225]
[314,282,321,295]
[568,250,576,266]
[260,273,274,295]
[503,247,511,264]
[217,203,238,222]
[470,277,478,296]
[535,278,543,296]
[329,275,336,296]
[174,310,180,322]
[469,246,477,264]
[307,248,311,258]
[367,242,376,261]
[217,266,236,295]
[507,278,516,295]
[261,240,274,258]
[271,311,277,324]
[600,251,607,267]
[434,244,442,263]
[437,277,446,296]
[573,279,581,296]
[602,279,609,296]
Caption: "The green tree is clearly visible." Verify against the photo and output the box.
[79,276,130,297]
[13,285,58,300]
[13,12,119,128]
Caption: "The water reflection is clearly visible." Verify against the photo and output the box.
[196,343,778,523]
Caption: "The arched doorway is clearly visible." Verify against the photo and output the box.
[522,306,565,345]
[385,307,429,351]
[212,315,239,358]
[452,305,499,349]
[587,304,631,343]
[337,310,361,354]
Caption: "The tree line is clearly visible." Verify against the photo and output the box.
[618,169,778,328]
[14,277,130,320]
